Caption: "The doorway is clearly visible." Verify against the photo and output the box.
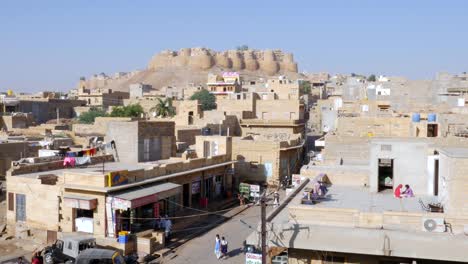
[427,124,438,137]
[183,183,190,206]
[434,159,439,196]
[15,194,26,222]
[378,159,394,192]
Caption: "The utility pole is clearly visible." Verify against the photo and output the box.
[56,107,60,125]
[261,195,267,264]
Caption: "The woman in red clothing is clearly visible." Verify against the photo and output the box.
[394,184,403,198]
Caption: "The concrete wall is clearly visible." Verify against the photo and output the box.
[256,99,304,120]
[195,136,232,158]
[369,139,430,194]
[73,117,133,136]
[336,117,412,137]
[321,136,370,166]
[19,99,86,124]
[1,114,34,130]
[438,152,468,215]
[0,142,40,179]
[6,175,62,236]
[175,127,201,145]
[232,138,281,183]
[300,165,369,187]
[106,121,176,163]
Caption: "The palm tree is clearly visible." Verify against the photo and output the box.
[150,98,176,118]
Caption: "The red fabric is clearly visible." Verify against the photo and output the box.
[394,184,403,198]
[89,148,96,156]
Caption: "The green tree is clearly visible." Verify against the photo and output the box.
[110,104,144,117]
[301,81,312,94]
[78,108,108,124]
[190,90,216,111]
[367,74,376,82]
[150,98,176,118]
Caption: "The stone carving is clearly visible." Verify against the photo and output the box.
[148,47,298,75]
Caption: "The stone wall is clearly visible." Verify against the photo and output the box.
[9,154,114,176]
[148,48,298,75]
[73,117,133,136]
[300,165,369,187]
[256,99,304,120]
[336,117,412,137]
[0,142,40,179]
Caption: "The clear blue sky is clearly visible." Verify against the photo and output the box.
[1,0,467,92]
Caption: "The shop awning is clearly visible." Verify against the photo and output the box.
[64,195,98,210]
[110,182,181,210]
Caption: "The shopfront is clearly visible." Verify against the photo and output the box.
[105,182,181,237]
[63,195,98,234]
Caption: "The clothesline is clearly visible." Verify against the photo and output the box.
[63,140,116,168]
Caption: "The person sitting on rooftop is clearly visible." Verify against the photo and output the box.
[402,184,414,198]
[394,184,403,198]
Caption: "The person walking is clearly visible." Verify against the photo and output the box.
[273,191,280,207]
[221,236,228,259]
[164,217,172,241]
[214,234,221,259]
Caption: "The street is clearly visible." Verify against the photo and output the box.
[163,204,262,264]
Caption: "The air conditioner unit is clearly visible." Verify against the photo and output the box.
[422,217,446,233]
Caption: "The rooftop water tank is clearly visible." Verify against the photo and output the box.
[201,127,212,136]
[412,113,421,123]
[428,113,437,122]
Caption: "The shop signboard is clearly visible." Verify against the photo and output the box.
[245,253,262,264]
[112,197,131,210]
[250,184,260,193]
[107,170,129,187]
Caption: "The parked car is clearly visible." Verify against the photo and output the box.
[43,235,96,264]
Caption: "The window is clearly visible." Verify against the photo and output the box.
[8,192,14,211]
[381,144,392,151]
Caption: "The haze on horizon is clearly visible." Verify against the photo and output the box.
[1,0,467,93]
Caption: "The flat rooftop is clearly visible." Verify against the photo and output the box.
[14,162,152,179]
[245,182,468,262]
[438,147,468,158]
[296,185,433,213]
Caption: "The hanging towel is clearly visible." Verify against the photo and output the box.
[66,152,77,157]
[90,148,96,156]
[75,156,91,165]
[63,157,76,167]
[85,149,91,156]
[77,151,84,157]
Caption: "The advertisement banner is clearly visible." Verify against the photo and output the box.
[107,170,129,187]
[245,253,262,264]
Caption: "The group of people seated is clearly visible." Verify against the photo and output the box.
[394,184,414,198]
[302,181,328,201]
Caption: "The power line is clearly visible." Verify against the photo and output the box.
[116,206,241,221]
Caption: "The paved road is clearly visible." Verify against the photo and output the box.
[163,205,262,264]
